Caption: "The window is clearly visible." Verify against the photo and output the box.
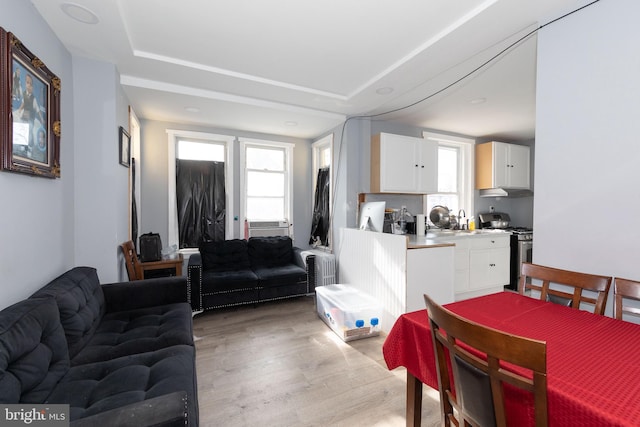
[423,131,474,225]
[175,139,226,247]
[310,134,333,247]
[240,139,293,226]
[167,130,234,250]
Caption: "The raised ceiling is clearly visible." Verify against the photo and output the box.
[30,0,596,140]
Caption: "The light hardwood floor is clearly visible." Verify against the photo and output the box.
[193,295,441,426]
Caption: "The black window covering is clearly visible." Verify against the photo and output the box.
[309,167,330,246]
[131,157,138,251]
[176,159,225,248]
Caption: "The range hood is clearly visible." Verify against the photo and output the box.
[479,188,534,198]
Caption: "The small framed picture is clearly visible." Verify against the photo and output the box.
[1,27,61,178]
[119,126,130,167]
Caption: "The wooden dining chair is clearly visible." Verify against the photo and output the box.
[518,262,612,315]
[424,294,548,427]
[121,240,143,281]
[613,278,640,321]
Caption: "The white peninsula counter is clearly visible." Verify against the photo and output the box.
[337,227,455,332]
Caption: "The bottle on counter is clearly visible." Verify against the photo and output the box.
[469,216,476,231]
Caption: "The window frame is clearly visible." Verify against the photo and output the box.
[311,133,333,249]
[239,138,294,228]
[422,131,475,221]
[167,130,234,252]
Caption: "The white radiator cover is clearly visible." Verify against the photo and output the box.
[301,249,336,287]
[247,220,290,238]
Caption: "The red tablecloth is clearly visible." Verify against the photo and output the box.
[383,292,640,426]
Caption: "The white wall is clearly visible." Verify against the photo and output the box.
[534,0,640,284]
[0,1,75,310]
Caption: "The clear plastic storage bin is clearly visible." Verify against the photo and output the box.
[315,284,382,342]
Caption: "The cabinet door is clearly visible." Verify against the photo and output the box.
[469,247,510,289]
[416,138,438,193]
[379,134,420,192]
[507,143,530,188]
[492,142,510,187]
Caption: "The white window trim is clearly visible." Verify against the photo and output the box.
[311,134,333,249]
[423,131,475,216]
[239,138,294,234]
[167,129,235,251]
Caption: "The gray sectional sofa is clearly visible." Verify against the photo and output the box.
[0,266,198,426]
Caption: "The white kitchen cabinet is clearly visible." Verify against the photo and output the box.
[468,237,510,290]
[476,141,530,189]
[431,233,510,300]
[371,133,437,194]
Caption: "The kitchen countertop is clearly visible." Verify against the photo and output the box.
[407,229,511,248]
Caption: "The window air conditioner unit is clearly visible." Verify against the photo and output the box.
[247,220,290,238]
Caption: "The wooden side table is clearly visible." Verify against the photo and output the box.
[140,254,184,278]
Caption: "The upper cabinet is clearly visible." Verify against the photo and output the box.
[475,141,530,189]
[371,133,437,194]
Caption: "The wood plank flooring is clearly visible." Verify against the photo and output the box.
[193,295,442,426]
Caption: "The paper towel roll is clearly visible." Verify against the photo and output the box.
[417,214,426,236]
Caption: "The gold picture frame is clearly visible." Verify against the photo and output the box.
[0,27,61,178]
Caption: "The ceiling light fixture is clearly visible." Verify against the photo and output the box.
[470,97,487,105]
[184,107,200,113]
[376,87,394,95]
[60,3,100,24]
[284,121,298,127]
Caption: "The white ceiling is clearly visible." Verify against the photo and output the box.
[30,0,595,140]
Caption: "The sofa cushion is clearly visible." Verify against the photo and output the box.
[200,239,250,272]
[46,345,198,425]
[30,267,106,360]
[248,236,293,268]
[0,297,70,403]
[252,264,307,288]
[70,303,194,365]
[201,269,259,292]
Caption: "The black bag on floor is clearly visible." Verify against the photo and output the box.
[139,232,162,262]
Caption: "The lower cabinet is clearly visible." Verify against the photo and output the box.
[435,234,510,301]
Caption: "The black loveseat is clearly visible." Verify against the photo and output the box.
[188,236,316,311]
[0,267,198,426]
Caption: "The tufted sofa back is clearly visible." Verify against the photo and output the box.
[30,267,106,359]
[200,239,251,272]
[248,236,294,268]
[0,297,70,403]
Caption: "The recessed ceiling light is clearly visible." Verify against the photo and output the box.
[185,107,200,113]
[285,121,298,127]
[470,97,487,105]
[376,87,394,95]
[60,3,100,25]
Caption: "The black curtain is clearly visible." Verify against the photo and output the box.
[131,157,138,250]
[176,159,225,248]
[309,167,330,246]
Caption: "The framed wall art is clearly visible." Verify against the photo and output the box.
[119,126,130,167]
[0,27,61,178]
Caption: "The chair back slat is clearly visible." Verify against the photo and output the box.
[120,240,143,281]
[614,278,640,320]
[518,263,612,315]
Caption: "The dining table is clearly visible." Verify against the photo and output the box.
[383,291,640,427]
